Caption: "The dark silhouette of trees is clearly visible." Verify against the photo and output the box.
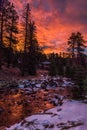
[67,32,86,69]
[6,3,19,48]
[49,53,58,76]
[0,1,18,68]
[0,0,19,68]
[28,21,41,75]
[6,3,19,67]
[0,1,19,47]
[20,3,41,76]
[67,32,87,99]
[75,32,85,56]
[22,3,31,53]
[68,32,76,58]
[68,32,85,58]
[20,3,31,76]
[0,0,8,45]
[48,53,64,76]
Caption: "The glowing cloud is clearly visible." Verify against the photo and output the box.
[10,0,87,53]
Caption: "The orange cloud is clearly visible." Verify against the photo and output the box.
[10,0,87,54]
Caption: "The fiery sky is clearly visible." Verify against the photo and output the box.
[10,0,87,54]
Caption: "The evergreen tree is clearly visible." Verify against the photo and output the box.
[20,3,31,76]
[0,0,8,45]
[72,67,86,99]
[68,32,76,58]
[75,32,85,56]
[49,53,59,76]
[5,2,19,67]
[28,21,40,75]
[68,32,85,58]
[21,3,41,76]
[6,3,19,48]
[0,1,19,48]
[0,0,12,68]
[22,3,31,53]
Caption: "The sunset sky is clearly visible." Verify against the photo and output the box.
[10,0,87,54]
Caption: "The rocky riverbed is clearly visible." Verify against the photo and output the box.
[0,76,73,128]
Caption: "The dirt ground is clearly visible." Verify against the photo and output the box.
[0,65,48,81]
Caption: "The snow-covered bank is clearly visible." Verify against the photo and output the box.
[6,100,87,130]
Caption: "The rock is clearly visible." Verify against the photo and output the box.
[51,98,58,106]
[82,100,87,104]
[42,120,50,128]
[57,120,84,129]
[57,108,62,112]
[49,124,54,128]
[7,81,18,88]
[18,84,24,88]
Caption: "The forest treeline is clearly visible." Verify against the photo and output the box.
[0,0,87,98]
[0,0,87,99]
[0,0,45,75]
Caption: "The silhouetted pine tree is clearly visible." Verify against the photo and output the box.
[76,32,85,55]
[6,3,19,67]
[49,53,59,76]
[72,66,86,99]
[20,3,31,76]
[28,21,40,75]
[21,3,41,76]
[6,3,19,48]
[68,32,76,58]
[22,3,31,53]
[0,0,8,45]
[67,32,86,66]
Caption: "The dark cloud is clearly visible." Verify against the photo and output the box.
[62,0,87,25]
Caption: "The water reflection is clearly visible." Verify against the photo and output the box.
[0,87,69,127]
[0,89,54,127]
